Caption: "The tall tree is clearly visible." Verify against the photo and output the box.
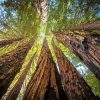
[23,39,67,100]
[53,32,100,79]
[52,41,98,100]
[0,38,34,99]
[0,0,100,99]
[6,52,36,100]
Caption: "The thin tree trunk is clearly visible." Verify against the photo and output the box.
[70,21,100,31]
[6,52,36,100]
[0,38,34,99]
[52,41,98,100]
[23,39,67,100]
[53,32,100,79]
[0,37,23,48]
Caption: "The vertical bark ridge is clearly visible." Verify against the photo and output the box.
[52,41,97,100]
[6,52,36,100]
[53,32,100,79]
[0,38,34,98]
[53,64,67,100]
[23,39,66,100]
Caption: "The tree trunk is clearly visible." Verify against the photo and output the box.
[70,21,100,31]
[32,0,48,23]
[0,38,34,99]
[0,37,23,48]
[23,39,67,100]
[6,52,36,100]
[53,32,100,79]
[52,41,98,100]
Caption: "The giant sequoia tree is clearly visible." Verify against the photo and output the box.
[23,39,67,100]
[0,0,100,99]
[0,38,34,98]
[52,41,97,100]
[6,52,36,100]
[53,32,100,79]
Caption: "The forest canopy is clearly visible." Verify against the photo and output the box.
[0,0,100,100]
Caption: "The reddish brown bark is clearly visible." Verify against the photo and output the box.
[23,39,67,100]
[53,32,100,79]
[6,52,36,100]
[52,41,97,100]
[70,22,100,31]
[0,38,23,48]
[0,38,34,99]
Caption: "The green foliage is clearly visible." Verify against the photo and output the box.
[0,2,41,38]
[46,0,100,32]
[2,0,31,11]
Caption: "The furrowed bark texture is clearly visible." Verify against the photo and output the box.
[6,52,36,100]
[52,42,97,100]
[70,22,100,31]
[23,39,67,100]
[0,38,34,98]
[0,38,23,48]
[53,32,100,79]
